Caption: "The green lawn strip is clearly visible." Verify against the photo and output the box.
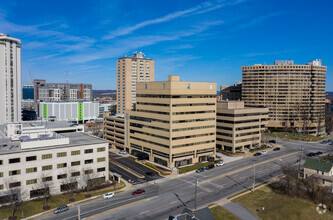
[178,162,214,174]
[210,206,240,220]
[144,161,170,175]
[233,186,333,220]
[0,184,125,219]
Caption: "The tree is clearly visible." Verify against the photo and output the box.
[61,168,79,202]
[35,173,54,210]
[80,167,97,197]
[4,179,24,220]
[110,104,117,114]
[316,110,325,136]
[325,110,333,134]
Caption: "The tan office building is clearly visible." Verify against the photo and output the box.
[242,60,326,135]
[117,52,154,114]
[216,101,268,153]
[103,113,126,150]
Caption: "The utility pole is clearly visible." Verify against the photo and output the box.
[298,146,303,179]
[194,178,198,214]
[252,162,256,192]
[78,206,80,220]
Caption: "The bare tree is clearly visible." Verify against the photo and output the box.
[3,179,24,219]
[61,168,79,202]
[316,110,325,136]
[80,168,97,197]
[325,111,333,134]
[35,173,54,210]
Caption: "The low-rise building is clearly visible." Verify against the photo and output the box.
[0,121,108,202]
[303,158,333,187]
[216,101,268,153]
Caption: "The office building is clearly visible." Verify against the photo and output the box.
[117,52,154,114]
[220,83,242,101]
[242,60,327,135]
[99,103,115,117]
[0,121,108,202]
[216,101,268,153]
[33,79,92,110]
[103,113,125,150]
[0,33,22,123]
[39,101,99,122]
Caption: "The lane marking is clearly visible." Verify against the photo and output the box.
[170,201,178,204]
[140,210,149,215]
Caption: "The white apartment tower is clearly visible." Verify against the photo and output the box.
[116,52,154,114]
[0,33,22,123]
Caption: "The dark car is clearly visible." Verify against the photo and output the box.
[132,189,145,196]
[269,140,276,144]
[306,152,316,157]
[253,152,262,156]
[316,151,323,155]
[146,171,155,176]
[54,205,69,214]
[273,148,281,151]
[321,140,327,144]
[205,164,215,170]
[196,168,205,173]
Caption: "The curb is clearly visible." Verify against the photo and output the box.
[135,160,163,176]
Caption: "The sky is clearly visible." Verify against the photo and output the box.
[0,0,332,90]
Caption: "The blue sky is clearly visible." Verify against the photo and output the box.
[1,0,332,90]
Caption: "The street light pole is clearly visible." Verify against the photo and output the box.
[194,178,198,214]
[78,206,80,220]
[252,162,256,192]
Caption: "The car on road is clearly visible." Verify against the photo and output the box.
[306,152,316,157]
[216,161,225,167]
[321,140,327,144]
[119,150,127,155]
[261,150,268,154]
[330,142,333,146]
[253,152,262,156]
[196,168,205,173]
[132,189,145,196]
[146,171,155,176]
[269,140,276,143]
[206,164,215,170]
[54,205,69,214]
[103,192,115,199]
[315,151,323,155]
[273,148,281,151]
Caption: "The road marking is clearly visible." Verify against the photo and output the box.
[140,210,149,215]
[199,151,299,185]
[170,201,178,204]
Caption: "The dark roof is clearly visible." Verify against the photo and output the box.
[303,158,333,172]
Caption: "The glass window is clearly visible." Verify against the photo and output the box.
[71,150,80,156]
[9,170,21,176]
[9,158,20,164]
[42,165,52,171]
[71,161,80,166]
[42,154,52,159]
[97,157,106,162]
[26,179,37,185]
[26,156,37,161]
[26,167,37,173]
[57,163,67,168]
[97,147,105,152]
[57,152,67,157]
[84,149,93,154]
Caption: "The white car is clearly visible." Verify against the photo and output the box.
[261,150,268,154]
[119,150,127,155]
[103,192,114,199]
[216,161,225,167]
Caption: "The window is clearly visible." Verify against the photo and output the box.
[71,150,80,156]
[187,84,190,89]
[97,157,106,162]
[85,169,93,175]
[42,165,52,171]
[85,159,93,164]
[163,83,165,89]
[9,158,20,164]
[0,160,3,165]
[72,172,80,177]
[57,163,67,168]
[57,174,67,179]
[26,156,37,161]
[97,147,105,152]
[322,171,324,175]
[97,167,106,172]
[26,179,37,185]
[26,167,37,173]
[145,84,147,89]
[42,154,52,159]
[84,149,93,154]
[42,176,52,182]
[57,152,67,157]
[0,184,3,190]
[9,182,21,188]
[71,161,81,166]
[9,170,21,176]
[323,179,325,184]
[0,172,3,178]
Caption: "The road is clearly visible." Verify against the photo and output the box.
[39,139,333,220]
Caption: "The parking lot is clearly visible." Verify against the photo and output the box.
[109,152,162,184]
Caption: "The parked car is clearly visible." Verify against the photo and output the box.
[119,150,127,155]
[253,152,262,156]
[321,140,327,144]
[306,152,316,157]
[216,161,225,167]
[261,150,268,154]
[146,171,155,176]
[54,205,69,214]
[269,140,276,144]
[132,189,145,196]
[273,148,281,151]
[206,164,215,170]
[196,168,205,173]
[315,151,323,155]
[103,192,115,199]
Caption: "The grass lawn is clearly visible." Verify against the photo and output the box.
[0,184,124,219]
[233,186,333,220]
[210,206,240,220]
[267,131,329,142]
[178,161,214,174]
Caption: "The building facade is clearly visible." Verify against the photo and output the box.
[216,101,268,153]
[0,122,109,202]
[0,33,22,123]
[303,158,333,187]
[220,83,242,101]
[117,52,154,114]
[103,113,125,150]
[242,60,327,135]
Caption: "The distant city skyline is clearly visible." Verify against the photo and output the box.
[0,0,332,90]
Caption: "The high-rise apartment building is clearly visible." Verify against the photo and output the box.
[242,60,326,135]
[116,52,154,114]
[220,83,242,101]
[0,33,22,123]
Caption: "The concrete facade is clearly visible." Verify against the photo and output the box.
[0,33,22,123]
[117,52,154,114]
[216,101,268,153]
[242,60,326,135]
